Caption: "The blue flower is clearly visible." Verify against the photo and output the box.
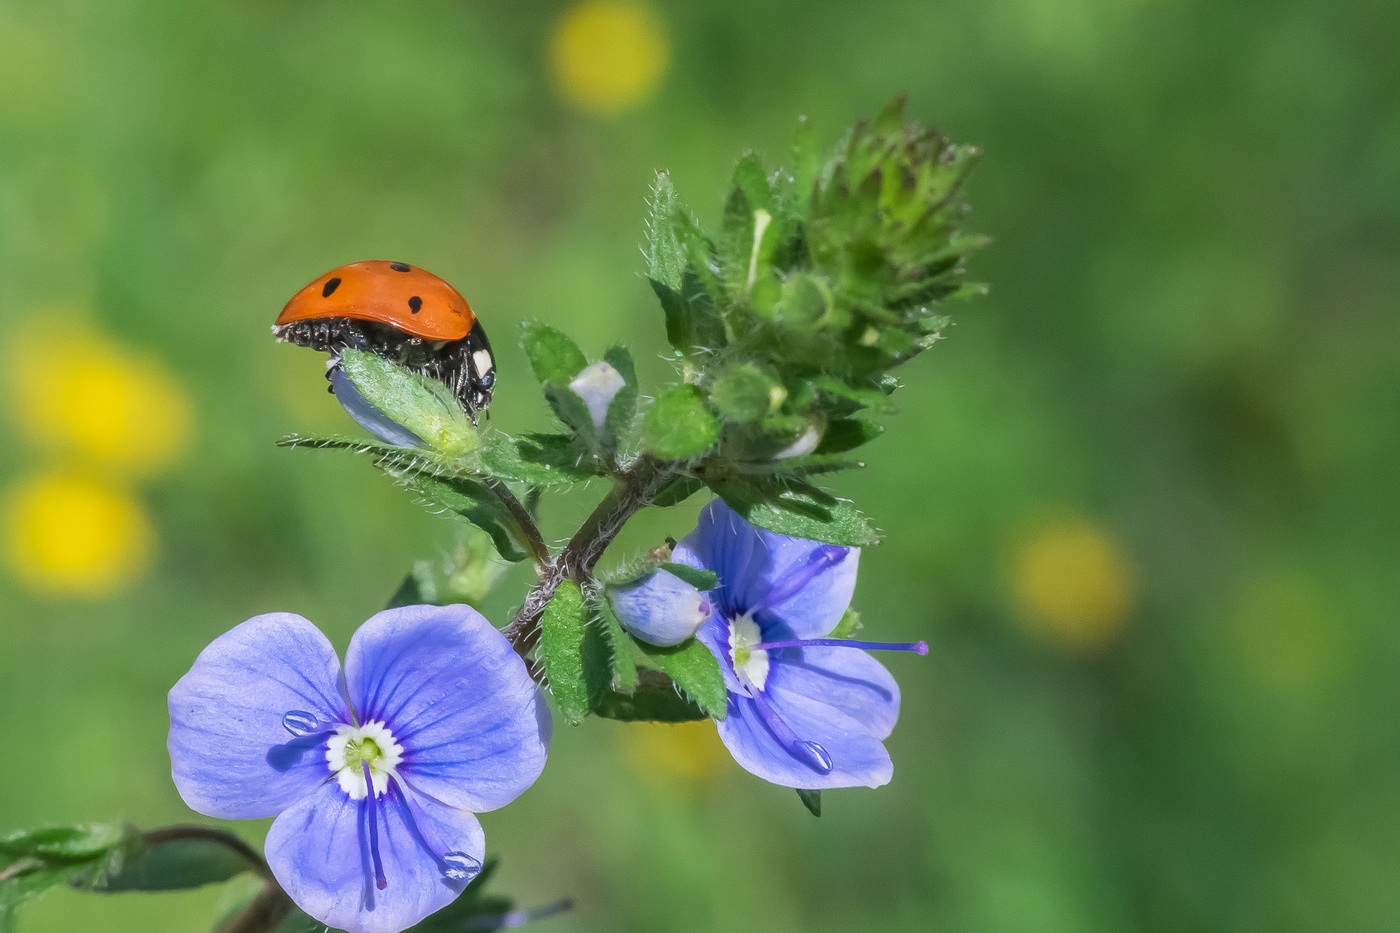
[672,500,926,789]
[168,605,551,933]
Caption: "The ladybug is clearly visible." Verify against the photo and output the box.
[273,260,495,418]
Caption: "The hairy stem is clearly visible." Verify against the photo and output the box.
[503,456,674,664]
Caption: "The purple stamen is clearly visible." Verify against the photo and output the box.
[753,638,929,655]
[362,762,387,890]
[750,691,833,774]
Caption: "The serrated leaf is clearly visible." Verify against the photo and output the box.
[602,346,639,445]
[651,271,727,357]
[636,638,727,719]
[520,322,587,387]
[539,581,610,725]
[389,468,530,563]
[657,562,718,591]
[591,671,708,723]
[797,788,822,817]
[339,349,479,456]
[641,384,718,460]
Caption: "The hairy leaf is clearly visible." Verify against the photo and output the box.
[711,475,881,547]
[602,346,639,446]
[636,638,727,719]
[339,349,479,456]
[591,671,708,723]
[710,362,781,423]
[387,468,530,562]
[642,384,718,460]
[651,475,705,508]
[594,597,639,694]
[657,562,718,591]
[540,581,610,725]
[520,322,587,387]
[94,834,255,892]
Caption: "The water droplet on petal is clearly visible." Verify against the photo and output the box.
[796,740,833,774]
[282,710,320,736]
[442,851,481,882]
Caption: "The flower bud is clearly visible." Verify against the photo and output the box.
[569,361,627,430]
[608,567,713,647]
[772,423,821,459]
[330,366,427,449]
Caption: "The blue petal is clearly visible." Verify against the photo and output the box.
[266,779,485,933]
[716,688,893,790]
[331,366,429,449]
[345,604,550,812]
[168,613,349,820]
[679,500,859,638]
[675,500,770,618]
[609,569,711,647]
[767,646,900,740]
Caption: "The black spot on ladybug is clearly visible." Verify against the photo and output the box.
[322,277,342,298]
[389,262,411,273]
[408,296,423,313]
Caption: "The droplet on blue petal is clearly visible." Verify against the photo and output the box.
[282,710,320,737]
[442,851,482,882]
[796,740,833,774]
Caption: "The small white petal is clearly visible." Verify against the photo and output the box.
[569,361,627,430]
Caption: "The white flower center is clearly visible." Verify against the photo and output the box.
[326,720,404,800]
[728,613,770,694]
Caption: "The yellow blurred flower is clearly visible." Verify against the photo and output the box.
[1010,516,1135,653]
[9,324,192,477]
[550,1,669,115]
[3,473,154,597]
[620,720,731,786]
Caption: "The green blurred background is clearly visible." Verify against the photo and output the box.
[2,1,1398,931]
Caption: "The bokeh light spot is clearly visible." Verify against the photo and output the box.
[3,473,154,597]
[1010,516,1134,653]
[620,720,731,786]
[9,326,193,477]
[550,1,669,115]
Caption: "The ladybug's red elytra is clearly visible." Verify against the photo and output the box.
[273,260,495,418]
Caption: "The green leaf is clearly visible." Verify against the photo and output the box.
[388,467,530,562]
[594,597,639,694]
[542,384,599,450]
[386,572,423,609]
[402,858,518,932]
[602,346,639,445]
[520,322,587,387]
[710,363,781,423]
[0,824,136,914]
[339,349,479,457]
[636,638,727,719]
[645,172,688,290]
[797,788,822,817]
[712,476,881,547]
[94,834,255,892]
[657,562,718,591]
[483,433,602,485]
[591,671,708,723]
[539,581,610,725]
[814,419,882,455]
[641,384,718,460]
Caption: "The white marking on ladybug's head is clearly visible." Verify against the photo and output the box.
[473,350,494,375]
